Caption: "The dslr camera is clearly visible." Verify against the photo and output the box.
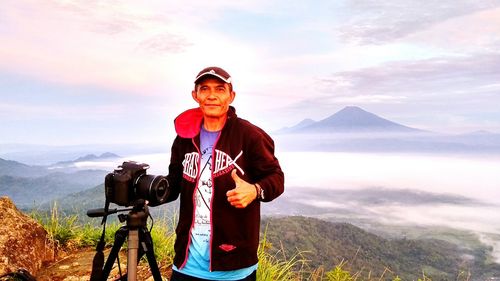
[105,161,169,207]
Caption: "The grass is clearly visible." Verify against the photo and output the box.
[29,204,457,281]
[257,224,308,280]
[148,211,177,265]
[30,202,121,250]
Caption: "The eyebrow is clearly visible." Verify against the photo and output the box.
[199,83,227,89]
[200,82,225,86]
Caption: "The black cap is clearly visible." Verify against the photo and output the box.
[194,66,232,84]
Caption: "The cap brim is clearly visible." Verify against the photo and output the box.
[194,72,232,84]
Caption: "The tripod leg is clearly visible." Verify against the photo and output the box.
[101,226,128,280]
[127,229,140,281]
[140,228,163,281]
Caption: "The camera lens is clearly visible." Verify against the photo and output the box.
[135,174,170,206]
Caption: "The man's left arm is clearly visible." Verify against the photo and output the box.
[226,129,284,207]
[248,130,284,202]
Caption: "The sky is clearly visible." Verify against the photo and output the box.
[1,0,500,145]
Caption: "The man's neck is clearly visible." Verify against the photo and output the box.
[203,115,227,132]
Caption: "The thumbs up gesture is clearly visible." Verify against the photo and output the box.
[226,169,258,208]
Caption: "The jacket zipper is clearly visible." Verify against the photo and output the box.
[179,138,202,270]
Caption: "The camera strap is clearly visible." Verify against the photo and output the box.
[89,199,110,281]
[97,198,110,251]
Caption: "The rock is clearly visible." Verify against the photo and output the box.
[0,196,55,276]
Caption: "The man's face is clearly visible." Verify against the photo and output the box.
[192,77,235,120]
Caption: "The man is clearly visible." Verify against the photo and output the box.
[165,66,285,281]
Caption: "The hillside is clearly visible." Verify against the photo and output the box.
[42,184,107,212]
[262,216,500,281]
[0,158,49,177]
[0,170,107,208]
[0,157,107,208]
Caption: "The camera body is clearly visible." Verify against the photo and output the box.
[105,161,169,207]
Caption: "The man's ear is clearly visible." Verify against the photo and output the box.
[192,90,199,103]
[229,91,236,104]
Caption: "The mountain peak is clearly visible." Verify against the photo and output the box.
[279,106,421,134]
[339,105,365,112]
[329,106,381,121]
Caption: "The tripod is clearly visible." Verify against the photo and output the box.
[89,202,163,281]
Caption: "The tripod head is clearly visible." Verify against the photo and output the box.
[87,199,147,218]
[87,199,151,230]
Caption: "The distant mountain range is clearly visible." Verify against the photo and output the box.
[277,106,423,134]
[0,158,48,177]
[0,156,109,208]
[274,106,500,153]
[66,152,119,163]
[0,143,156,166]
[50,152,120,169]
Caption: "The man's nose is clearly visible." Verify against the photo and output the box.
[207,89,218,98]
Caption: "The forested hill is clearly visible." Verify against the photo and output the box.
[261,216,500,281]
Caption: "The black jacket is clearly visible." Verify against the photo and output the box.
[166,106,285,271]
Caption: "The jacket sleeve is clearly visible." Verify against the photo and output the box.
[247,129,284,202]
[165,136,183,203]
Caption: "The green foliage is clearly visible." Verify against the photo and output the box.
[30,202,78,246]
[325,262,354,281]
[260,216,500,280]
[30,203,177,265]
[257,224,307,280]
[31,202,122,249]
[416,272,432,281]
[148,212,177,264]
[70,221,121,248]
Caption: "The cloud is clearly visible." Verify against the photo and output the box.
[0,1,174,91]
[317,53,500,100]
[270,52,499,131]
[137,33,193,54]
[0,101,127,121]
[285,187,483,207]
[0,0,272,96]
[336,0,500,44]
[403,7,500,53]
